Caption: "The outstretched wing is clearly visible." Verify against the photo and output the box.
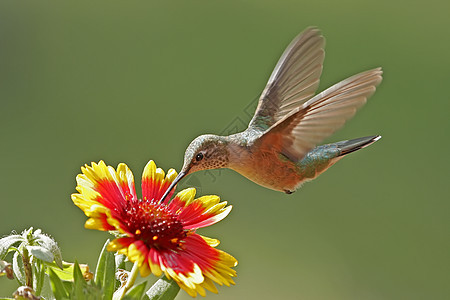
[248,27,326,131]
[257,68,383,162]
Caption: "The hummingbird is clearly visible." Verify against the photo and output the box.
[160,27,382,201]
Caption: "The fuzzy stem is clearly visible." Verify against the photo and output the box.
[22,247,33,288]
[116,261,139,300]
[146,276,180,300]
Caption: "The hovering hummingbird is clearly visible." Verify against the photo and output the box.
[161,27,382,201]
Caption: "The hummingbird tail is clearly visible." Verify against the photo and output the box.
[336,135,381,156]
[294,135,380,187]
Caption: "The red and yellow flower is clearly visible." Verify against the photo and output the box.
[71,160,237,297]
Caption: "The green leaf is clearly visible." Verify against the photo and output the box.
[12,251,25,286]
[94,239,116,300]
[103,250,116,300]
[27,245,54,263]
[0,235,24,259]
[22,227,34,241]
[37,261,46,296]
[48,268,70,299]
[63,281,73,295]
[72,260,86,299]
[35,232,63,269]
[146,276,180,300]
[47,261,91,282]
[94,240,109,287]
[123,281,147,300]
[32,261,46,295]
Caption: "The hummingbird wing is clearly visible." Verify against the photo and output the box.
[248,27,325,131]
[257,68,382,162]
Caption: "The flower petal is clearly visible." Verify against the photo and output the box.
[147,233,237,297]
[174,188,197,205]
[139,260,152,277]
[169,194,232,229]
[73,161,137,212]
[148,248,163,276]
[142,160,178,201]
[167,188,197,213]
[126,241,151,277]
[117,163,137,201]
[201,277,219,294]
[201,236,220,247]
[107,237,134,252]
[84,215,115,231]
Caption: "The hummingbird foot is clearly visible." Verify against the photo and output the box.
[284,189,294,194]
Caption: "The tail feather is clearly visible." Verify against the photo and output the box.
[336,135,381,156]
[293,135,381,190]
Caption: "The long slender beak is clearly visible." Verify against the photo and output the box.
[160,171,186,203]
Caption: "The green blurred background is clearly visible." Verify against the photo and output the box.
[1,1,449,299]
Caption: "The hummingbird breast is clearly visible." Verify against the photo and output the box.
[227,135,343,193]
[227,142,302,192]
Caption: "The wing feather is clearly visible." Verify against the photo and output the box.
[257,68,383,162]
[248,27,325,130]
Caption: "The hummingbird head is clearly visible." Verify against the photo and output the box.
[181,134,230,175]
[159,134,229,202]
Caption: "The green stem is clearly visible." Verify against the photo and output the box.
[116,261,139,300]
[22,247,33,288]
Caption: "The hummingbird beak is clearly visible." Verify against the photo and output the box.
[159,170,186,203]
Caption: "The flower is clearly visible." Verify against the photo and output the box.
[71,160,237,297]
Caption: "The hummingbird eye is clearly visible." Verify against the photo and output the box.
[195,153,204,162]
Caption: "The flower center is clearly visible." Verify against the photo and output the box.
[122,199,186,250]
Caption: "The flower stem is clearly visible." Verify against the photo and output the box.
[115,261,139,300]
[22,247,33,288]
